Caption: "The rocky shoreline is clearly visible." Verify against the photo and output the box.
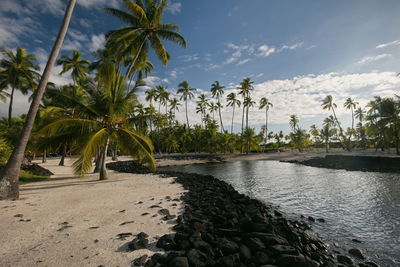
[282,155,400,173]
[107,161,381,267]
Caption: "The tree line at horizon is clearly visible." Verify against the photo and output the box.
[0,0,399,201]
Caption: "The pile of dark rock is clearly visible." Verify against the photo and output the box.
[0,163,53,177]
[107,161,378,267]
[285,155,400,173]
[106,161,152,174]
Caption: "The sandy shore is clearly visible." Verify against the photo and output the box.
[0,158,185,267]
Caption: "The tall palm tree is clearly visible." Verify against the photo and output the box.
[343,97,358,132]
[0,0,77,200]
[177,81,196,128]
[259,97,273,146]
[355,107,365,125]
[105,0,186,77]
[289,114,299,130]
[211,81,225,132]
[226,92,241,133]
[0,47,40,126]
[196,94,208,128]
[57,50,90,84]
[169,98,181,119]
[244,96,256,154]
[321,95,349,150]
[238,78,254,153]
[145,87,157,107]
[208,102,218,121]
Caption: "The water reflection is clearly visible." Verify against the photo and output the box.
[161,160,400,265]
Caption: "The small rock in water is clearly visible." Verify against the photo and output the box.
[351,238,362,243]
[137,232,149,239]
[308,216,315,222]
[119,209,126,213]
[137,201,143,204]
[317,218,325,223]
[348,247,365,259]
[57,225,72,232]
[149,205,161,208]
[158,208,170,215]
[274,210,282,217]
[337,254,354,265]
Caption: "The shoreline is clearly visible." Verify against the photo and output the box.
[108,160,382,267]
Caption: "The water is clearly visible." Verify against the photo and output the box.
[161,160,400,266]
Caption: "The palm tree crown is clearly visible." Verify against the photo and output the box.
[57,49,90,83]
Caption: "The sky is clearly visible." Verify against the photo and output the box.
[1,0,400,133]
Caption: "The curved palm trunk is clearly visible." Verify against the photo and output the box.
[231,105,235,134]
[8,87,15,127]
[99,139,109,180]
[127,38,147,89]
[58,143,67,166]
[0,0,76,200]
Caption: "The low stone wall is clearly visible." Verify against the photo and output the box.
[285,155,400,173]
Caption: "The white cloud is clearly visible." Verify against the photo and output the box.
[89,34,105,52]
[357,53,391,64]
[166,2,182,14]
[237,58,251,65]
[77,0,120,8]
[179,54,199,62]
[280,42,304,51]
[257,45,276,57]
[376,40,400,49]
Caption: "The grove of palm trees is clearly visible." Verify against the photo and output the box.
[0,1,399,266]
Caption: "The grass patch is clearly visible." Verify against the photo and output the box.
[19,170,50,184]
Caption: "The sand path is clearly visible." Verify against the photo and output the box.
[0,158,185,267]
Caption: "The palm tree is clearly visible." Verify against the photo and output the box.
[355,107,366,149]
[0,47,40,126]
[57,50,90,84]
[208,102,218,121]
[145,87,157,107]
[289,114,299,130]
[243,96,256,154]
[211,81,225,132]
[196,94,208,128]
[343,97,358,132]
[321,95,349,150]
[226,92,241,134]
[259,97,273,146]
[105,0,186,77]
[177,81,196,128]
[0,0,77,200]
[238,78,254,153]
[40,63,155,180]
[169,98,181,120]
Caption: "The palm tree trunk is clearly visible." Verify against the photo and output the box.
[99,139,109,180]
[231,105,235,134]
[265,108,268,149]
[58,144,67,166]
[332,107,349,151]
[42,150,47,163]
[0,0,76,200]
[185,100,189,128]
[93,150,102,173]
[246,106,250,154]
[127,37,147,88]
[218,98,224,133]
[240,104,245,153]
[7,86,16,127]
[325,137,329,152]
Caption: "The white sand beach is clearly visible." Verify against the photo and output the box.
[0,158,185,267]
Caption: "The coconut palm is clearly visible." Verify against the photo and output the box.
[196,94,208,128]
[238,78,254,153]
[0,0,77,200]
[40,63,155,180]
[177,81,196,128]
[344,97,358,132]
[208,102,218,121]
[259,97,273,146]
[243,96,256,154]
[226,92,241,133]
[289,114,299,130]
[0,47,40,126]
[57,50,90,84]
[211,81,225,132]
[145,87,157,106]
[169,98,181,119]
[321,95,349,150]
[105,0,186,77]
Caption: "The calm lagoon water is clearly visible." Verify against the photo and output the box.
[161,160,400,266]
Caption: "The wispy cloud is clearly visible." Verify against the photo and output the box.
[257,45,276,57]
[179,54,199,62]
[376,40,400,49]
[237,58,251,65]
[166,2,182,14]
[357,53,391,64]
[89,34,105,52]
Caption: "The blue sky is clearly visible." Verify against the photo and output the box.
[1,0,400,133]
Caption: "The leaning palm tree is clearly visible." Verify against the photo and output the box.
[211,81,225,132]
[259,97,273,146]
[57,49,90,84]
[105,0,187,77]
[0,47,40,126]
[0,0,77,200]
[226,92,241,133]
[343,97,358,132]
[40,64,155,180]
[177,81,196,128]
